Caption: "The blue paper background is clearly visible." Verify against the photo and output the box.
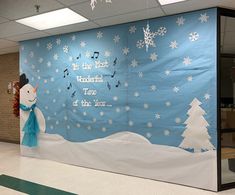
[20,8,217,148]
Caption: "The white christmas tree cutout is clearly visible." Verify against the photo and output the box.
[179,98,215,153]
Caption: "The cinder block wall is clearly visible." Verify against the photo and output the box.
[0,52,20,143]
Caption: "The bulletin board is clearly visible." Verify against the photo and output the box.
[20,8,218,191]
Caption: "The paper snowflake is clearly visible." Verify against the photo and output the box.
[189,32,199,42]
[90,0,112,10]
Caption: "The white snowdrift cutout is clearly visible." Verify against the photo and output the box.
[21,131,217,191]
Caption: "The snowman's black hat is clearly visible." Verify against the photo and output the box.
[20,73,29,89]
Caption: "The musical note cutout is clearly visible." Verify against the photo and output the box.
[107,82,111,90]
[115,81,121,88]
[91,51,99,59]
[73,99,79,107]
[71,91,76,98]
[76,53,81,60]
[67,82,72,90]
[63,69,69,78]
[113,57,117,66]
[111,71,116,78]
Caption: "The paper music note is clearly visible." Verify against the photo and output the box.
[91,51,99,59]
[71,90,76,98]
[67,82,72,90]
[111,71,116,78]
[115,81,121,88]
[107,82,111,90]
[76,53,81,60]
[113,57,117,66]
[63,69,69,78]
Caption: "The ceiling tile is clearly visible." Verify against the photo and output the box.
[95,7,165,27]
[0,21,36,38]
[56,0,88,6]
[0,46,19,55]
[161,0,229,15]
[0,39,18,49]
[225,17,235,32]
[44,21,99,35]
[0,0,64,20]
[6,31,50,42]
[0,16,9,24]
[71,0,159,20]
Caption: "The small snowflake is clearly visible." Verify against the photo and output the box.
[189,32,199,42]
[165,70,171,75]
[93,118,96,123]
[62,103,66,107]
[80,41,86,47]
[169,40,178,49]
[116,108,121,113]
[175,117,181,124]
[147,122,153,128]
[52,99,56,103]
[100,111,104,116]
[134,92,139,97]
[108,119,113,125]
[63,45,69,53]
[187,76,193,82]
[136,40,145,49]
[129,121,134,126]
[47,116,51,121]
[56,38,61,45]
[76,123,81,128]
[157,27,167,36]
[55,69,59,73]
[165,101,171,107]
[164,130,170,136]
[104,50,111,57]
[150,85,157,91]
[87,126,91,130]
[45,106,48,110]
[83,112,87,116]
[113,35,120,43]
[46,90,50,94]
[53,54,59,60]
[31,64,35,69]
[69,56,73,62]
[138,72,143,78]
[129,26,137,34]
[144,103,149,109]
[67,125,70,129]
[146,132,152,138]
[102,127,107,132]
[38,57,43,63]
[85,51,91,58]
[56,121,59,125]
[124,82,128,87]
[71,35,76,41]
[47,61,51,67]
[58,88,61,93]
[113,96,118,101]
[122,47,130,55]
[130,59,138,68]
[29,51,34,58]
[150,52,158,61]
[173,87,180,93]
[204,93,210,100]
[155,113,160,119]
[36,42,40,47]
[176,16,185,26]
[47,42,52,50]
[199,13,209,23]
[125,106,130,111]
[183,57,192,65]
[64,116,68,121]
[50,125,54,130]
[21,46,24,51]
[44,79,48,83]
[97,31,103,39]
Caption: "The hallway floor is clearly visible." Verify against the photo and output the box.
[0,142,234,195]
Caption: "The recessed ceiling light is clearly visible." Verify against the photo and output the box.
[158,0,187,5]
[16,8,88,30]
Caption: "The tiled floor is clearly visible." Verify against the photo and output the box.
[0,142,235,195]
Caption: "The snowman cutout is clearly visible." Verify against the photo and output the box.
[20,74,45,147]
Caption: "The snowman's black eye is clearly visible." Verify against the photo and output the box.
[27,91,29,93]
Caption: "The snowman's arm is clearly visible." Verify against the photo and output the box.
[34,107,46,133]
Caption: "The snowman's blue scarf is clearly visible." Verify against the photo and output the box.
[20,104,39,147]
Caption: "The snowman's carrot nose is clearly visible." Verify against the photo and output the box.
[33,84,38,93]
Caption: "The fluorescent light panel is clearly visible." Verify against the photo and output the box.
[16,8,88,30]
[158,0,187,5]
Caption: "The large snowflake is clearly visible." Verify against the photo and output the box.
[90,0,112,10]
[140,23,167,51]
